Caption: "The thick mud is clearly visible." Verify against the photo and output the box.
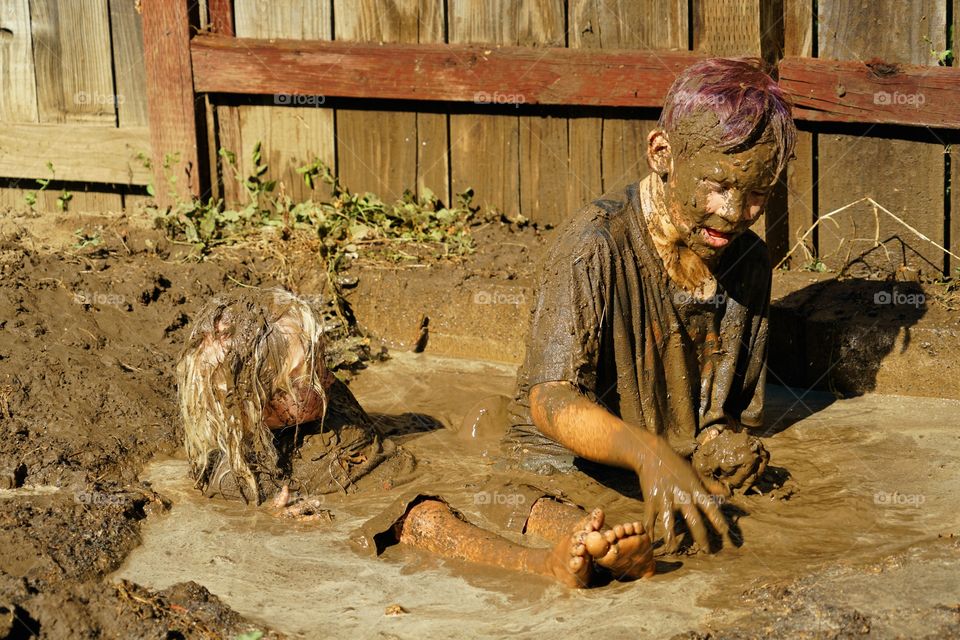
[117,353,960,639]
[2,211,959,639]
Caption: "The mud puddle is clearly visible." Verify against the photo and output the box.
[115,353,960,638]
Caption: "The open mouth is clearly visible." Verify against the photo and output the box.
[701,227,733,248]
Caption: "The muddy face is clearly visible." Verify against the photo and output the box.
[649,116,780,265]
[665,143,778,263]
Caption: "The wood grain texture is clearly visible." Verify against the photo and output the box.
[231,0,334,204]
[817,0,947,276]
[780,0,815,268]
[569,0,688,200]
[0,0,39,122]
[109,0,149,127]
[952,0,959,271]
[517,0,565,226]
[191,34,701,106]
[449,0,520,218]
[0,124,151,184]
[334,0,443,202]
[30,0,116,125]
[142,0,201,202]
[781,57,960,128]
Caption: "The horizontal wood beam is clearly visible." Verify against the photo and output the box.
[192,36,960,130]
[191,34,702,107]
[0,124,152,185]
[780,56,960,129]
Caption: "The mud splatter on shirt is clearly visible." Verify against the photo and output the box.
[506,175,770,465]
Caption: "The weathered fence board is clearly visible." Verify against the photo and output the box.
[517,0,566,226]
[0,0,39,123]
[780,0,816,268]
[109,0,149,128]
[569,0,688,207]
[191,35,700,106]
[449,0,521,218]
[142,0,201,203]
[334,0,442,202]
[817,0,947,276]
[30,0,116,125]
[0,123,151,185]
[231,0,335,204]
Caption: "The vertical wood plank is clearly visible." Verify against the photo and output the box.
[231,0,334,205]
[334,0,443,202]
[30,0,116,125]
[817,0,946,276]
[449,0,520,218]
[208,0,234,35]
[109,0,149,127]
[570,0,688,201]
[775,0,815,267]
[142,0,202,203]
[951,0,959,272]
[0,0,38,209]
[0,0,39,123]
[517,0,566,226]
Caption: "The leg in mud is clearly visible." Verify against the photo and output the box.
[396,499,611,588]
[524,498,656,580]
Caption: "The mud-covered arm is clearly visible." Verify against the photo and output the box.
[530,381,733,553]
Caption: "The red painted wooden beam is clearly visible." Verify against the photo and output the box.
[779,56,960,129]
[142,1,201,203]
[191,34,702,108]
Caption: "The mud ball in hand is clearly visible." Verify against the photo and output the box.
[691,429,770,493]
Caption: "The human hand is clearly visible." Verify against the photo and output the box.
[636,436,733,554]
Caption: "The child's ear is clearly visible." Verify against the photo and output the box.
[647,129,672,177]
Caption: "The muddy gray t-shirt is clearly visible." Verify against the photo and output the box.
[505,177,770,465]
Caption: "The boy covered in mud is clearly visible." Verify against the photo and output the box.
[506,58,795,553]
[177,288,655,588]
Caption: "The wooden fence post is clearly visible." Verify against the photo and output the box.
[142,0,201,206]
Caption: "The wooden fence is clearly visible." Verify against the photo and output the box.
[0,0,958,276]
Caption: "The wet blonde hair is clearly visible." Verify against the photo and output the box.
[176,288,328,503]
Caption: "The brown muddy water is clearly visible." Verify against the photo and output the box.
[113,353,960,639]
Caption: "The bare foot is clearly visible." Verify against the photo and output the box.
[541,508,606,588]
[594,521,656,580]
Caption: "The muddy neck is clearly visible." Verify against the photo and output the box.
[639,174,718,302]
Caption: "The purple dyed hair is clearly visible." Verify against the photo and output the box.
[659,58,797,177]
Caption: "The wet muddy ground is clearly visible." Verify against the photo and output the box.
[117,353,960,639]
[1,211,959,638]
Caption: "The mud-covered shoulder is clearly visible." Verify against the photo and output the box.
[540,186,635,268]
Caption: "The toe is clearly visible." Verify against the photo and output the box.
[584,530,609,557]
[613,524,625,538]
